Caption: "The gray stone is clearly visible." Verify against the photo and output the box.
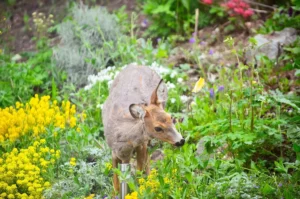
[246,28,297,64]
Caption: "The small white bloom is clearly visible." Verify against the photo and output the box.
[166,82,176,90]
[170,98,176,104]
[170,71,177,78]
[108,80,114,88]
[178,78,183,83]
[180,95,189,103]
[84,84,92,91]
[96,104,104,109]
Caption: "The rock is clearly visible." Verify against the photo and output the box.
[246,28,297,65]
[11,54,22,62]
[151,149,164,161]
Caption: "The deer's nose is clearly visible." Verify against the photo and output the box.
[175,138,185,147]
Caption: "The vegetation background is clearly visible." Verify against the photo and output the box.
[0,0,299,198]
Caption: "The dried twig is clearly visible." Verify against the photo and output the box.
[244,0,276,10]
[194,8,199,40]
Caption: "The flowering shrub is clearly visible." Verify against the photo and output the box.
[0,139,60,198]
[130,168,176,198]
[0,95,79,143]
[224,0,254,18]
[202,0,254,19]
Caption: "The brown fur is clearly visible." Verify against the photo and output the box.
[102,64,184,193]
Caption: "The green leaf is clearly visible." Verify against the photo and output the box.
[261,184,276,195]
[181,0,189,10]
[293,144,300,153]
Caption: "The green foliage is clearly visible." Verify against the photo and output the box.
[0,49,54,107]
[259,4,300,34]
[142,0,213,37]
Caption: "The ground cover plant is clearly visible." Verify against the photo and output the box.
[0,0,299,199]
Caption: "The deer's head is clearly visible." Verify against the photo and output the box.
[129,80,185,147]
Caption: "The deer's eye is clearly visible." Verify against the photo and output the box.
[154,127,163,132]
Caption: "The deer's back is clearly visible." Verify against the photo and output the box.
[102,64,166,149]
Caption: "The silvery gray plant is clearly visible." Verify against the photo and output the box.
[43,145,112,198]
[53,4,120,87]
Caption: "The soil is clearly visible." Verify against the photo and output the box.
[0,0,137,53]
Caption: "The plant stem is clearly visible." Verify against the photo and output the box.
[250,63,254,132]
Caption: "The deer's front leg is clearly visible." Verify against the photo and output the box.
[136,141,150,175]
[112,153,121,193]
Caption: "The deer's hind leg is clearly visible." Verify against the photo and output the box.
[112,152,121,193]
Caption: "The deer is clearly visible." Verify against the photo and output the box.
[102,64,185,193]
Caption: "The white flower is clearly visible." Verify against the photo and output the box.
[108,80,114,88]
[149,62,171,76]
[85,66,118,90]
[178,78,183,83]
[170,98,176,104]
[166,81,175,90]
[84,84,92,91]
[170,71,177,78]
[96,104,104,109]
[180,95,189,103]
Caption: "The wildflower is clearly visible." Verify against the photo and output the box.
[189,37,196,44]
[209,49,214,55]
[180,95,189,103]
[0,141,57,198]
[209,88,215,99]
[85,194,95,199]
[192,77,205,93]
[224,0,254,18]
[125,191,138,199]
[202,0,213,5]
[218,85,225,92]
[96,104,104,109]
[200,41,206,46]
[166,82,176,90]
[138,178,145,185]
[105,162,112,170]
[0,95,79,143]
[243,9,254,18]
[178,77,183,83]
[141,19,148,28]
[70,157,76,166]
[170,98,176,104]
[278,182,283,187]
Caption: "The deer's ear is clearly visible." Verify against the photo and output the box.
[129,104,147,119]
[150,79,167,108]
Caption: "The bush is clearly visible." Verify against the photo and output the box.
[0,50,54,108]
[53,4,120,87]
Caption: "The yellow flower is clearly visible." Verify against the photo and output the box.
[84,194,95,199]
[70,157,76,166]
[192,77,205,93]
[125,191,138,199]
[105,162,112,170]
[0,95,80,143]
[138,178,145,185]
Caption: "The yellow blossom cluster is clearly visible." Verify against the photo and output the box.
[84,194,95,199]
[138,168,174,197]
[0,95,79,142]
[138,169,159,194]
[125,191,138,199]
[69,157,76,166]
[105,162,112,171]
[32,12,54,37]
[0,139,60,198]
